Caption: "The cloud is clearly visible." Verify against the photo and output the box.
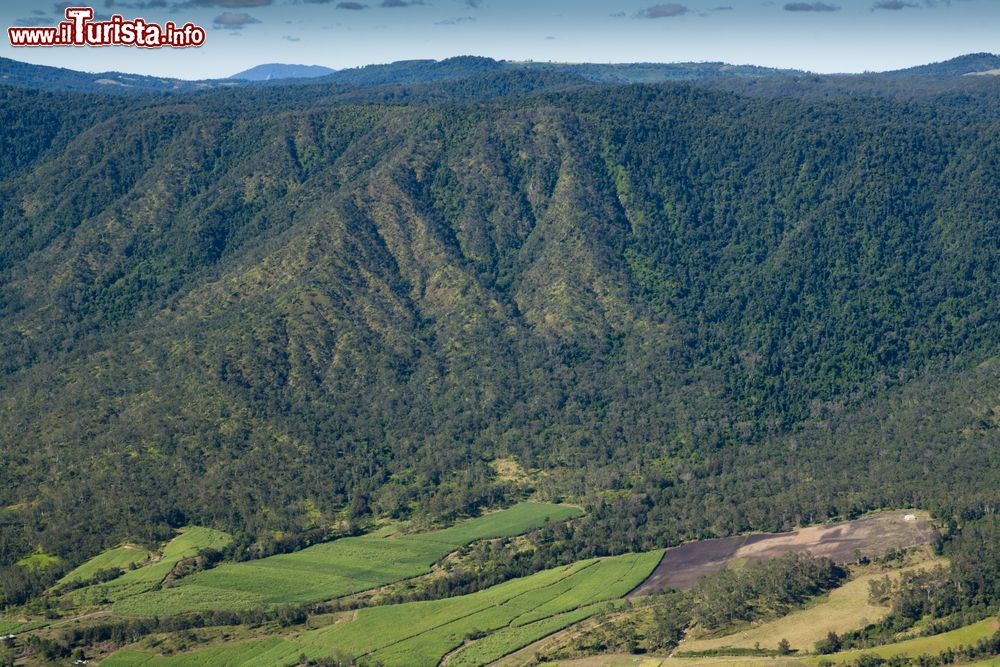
[175,0,272,8]
[544,35,555,40]
[435,15,475,24]
[783,1,840,10]
[380,0,425,6]
[333,1,367,6]
[609,10,625,17]
[212,11,261,27]
[872,0,918,7]
[634,3,690,18]
[105,0,168,8]
[464,0,482,7]
[283,34,301,41]
[13,17,54,25]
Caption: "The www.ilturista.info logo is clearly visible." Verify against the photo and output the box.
[8,7,205,48]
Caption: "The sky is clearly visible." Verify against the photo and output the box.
[1,0,997,79]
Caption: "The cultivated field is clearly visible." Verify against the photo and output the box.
[0,619,46,635]
[111,502,582,616]
[64,527,232,607]
[102,550,662,666]
[632,511,932,595]
[56,545,152,586]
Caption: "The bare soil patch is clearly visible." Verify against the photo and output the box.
[629,511,933,597]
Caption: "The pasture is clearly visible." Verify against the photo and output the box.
[111,502,583,616]
[552,659,798,667]
[678,561,942,654]
[806,618,1000,664]
[103,549,660,666]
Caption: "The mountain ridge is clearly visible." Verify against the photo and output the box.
[3,52,999,94]
[0,56,234,93]
[880,52,1000,76]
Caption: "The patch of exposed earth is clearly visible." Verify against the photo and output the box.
[629,510,933,596]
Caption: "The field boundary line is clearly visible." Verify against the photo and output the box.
[624,547,669,597]
[510,551,650,627]
[352,560,600,662]
[449,554,659,665]
[442,602,609,667]
[483,599,665,667]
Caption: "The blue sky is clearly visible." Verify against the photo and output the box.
[1,0,997,79]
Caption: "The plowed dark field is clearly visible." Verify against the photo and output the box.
[629,510,933,596]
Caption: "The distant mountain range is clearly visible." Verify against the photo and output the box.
[0,57,234,93]
[1,53,999,95]
[230,63,336,81]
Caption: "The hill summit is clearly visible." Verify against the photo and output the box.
[229,63,336,81]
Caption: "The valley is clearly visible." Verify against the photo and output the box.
[0,506,969,666]
[0,39,998,667]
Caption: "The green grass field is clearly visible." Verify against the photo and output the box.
[0,619,47,635]
[15,552,61,572]
[57,545,153,586]
[111,502,583,617]
[806,618,1000,664]
[65,527,232,607]
[113,503,582,616]
[102,549,661,667]
[448,602,616,667]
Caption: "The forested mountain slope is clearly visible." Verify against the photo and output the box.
[0,75,997,595]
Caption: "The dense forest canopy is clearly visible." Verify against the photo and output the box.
[0,58,998,601]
